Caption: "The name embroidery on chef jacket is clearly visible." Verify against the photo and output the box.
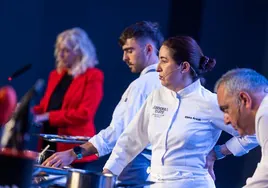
[185,116,201,121]
[152,105,168,118]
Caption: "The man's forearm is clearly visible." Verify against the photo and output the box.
[80,142,99,157]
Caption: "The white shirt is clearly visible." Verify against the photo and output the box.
[104,79,258,180]
[244,95,268,188]
[89,64,161,158]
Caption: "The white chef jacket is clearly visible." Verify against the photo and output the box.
[89,64,161,158]
[244,94,268,188]
[104,79,258,184]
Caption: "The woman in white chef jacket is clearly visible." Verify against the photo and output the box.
[103,36,258,187]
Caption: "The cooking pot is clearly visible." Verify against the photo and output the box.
[66,168,116,188]
[33,165,154,188]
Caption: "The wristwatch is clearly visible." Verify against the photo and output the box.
[213,145,226,160]
[73,146,83,160]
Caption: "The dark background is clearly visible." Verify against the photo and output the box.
[1,0,267,187]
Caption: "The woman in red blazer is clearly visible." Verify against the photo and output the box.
[33,28,103,167]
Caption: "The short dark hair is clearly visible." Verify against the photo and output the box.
[119,21,164,50]
[162,36,216,80]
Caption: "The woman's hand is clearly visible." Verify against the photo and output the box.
[34,113,49,123]
[102,169,114,175]
[205,149,216,181]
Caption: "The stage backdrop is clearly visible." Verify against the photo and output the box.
[1,0,268,187]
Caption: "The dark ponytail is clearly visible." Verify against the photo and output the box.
[162,36,216,83]
[199,56,216,74]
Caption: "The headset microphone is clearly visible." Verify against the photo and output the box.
[162,67,180,79]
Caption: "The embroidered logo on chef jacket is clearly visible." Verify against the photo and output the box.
[185,116,201,121]
[152,105,168,118]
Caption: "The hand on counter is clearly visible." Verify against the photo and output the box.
[42,149,76,168]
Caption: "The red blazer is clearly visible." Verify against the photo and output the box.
[33,68,104,163]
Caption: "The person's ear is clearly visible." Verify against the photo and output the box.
[145,44,153,55]
[180,61,191,73]
[238,91,252,109]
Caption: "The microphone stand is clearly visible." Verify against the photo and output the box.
[0,79,45,188]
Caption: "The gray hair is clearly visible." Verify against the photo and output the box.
[55,27,98,76]
[214,68,268,95]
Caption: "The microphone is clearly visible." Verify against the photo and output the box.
[162,67,180,79]
[8,63,32,81]
[15,79,45,119]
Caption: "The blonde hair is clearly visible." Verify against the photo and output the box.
[55,27,99,76]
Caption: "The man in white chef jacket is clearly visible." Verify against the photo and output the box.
[43,21,164,182]
[215,68,268,187]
